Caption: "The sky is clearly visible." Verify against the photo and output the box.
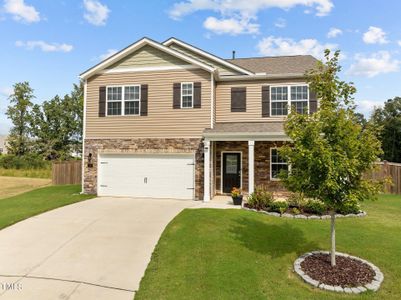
[1,0,401,135]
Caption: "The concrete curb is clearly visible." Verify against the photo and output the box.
[293,251,383,293]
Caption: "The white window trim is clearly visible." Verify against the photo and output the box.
[180,82,194,109]
[270,84,309,117]
[270,147,289,181]
[105,85,141,117]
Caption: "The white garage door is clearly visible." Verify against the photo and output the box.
[98,154,195,199]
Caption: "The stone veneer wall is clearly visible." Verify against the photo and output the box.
[214,141,284,195]
[84,138,204,200]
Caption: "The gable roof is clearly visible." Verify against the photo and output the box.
[226,55,319,75]
[163,37,254,76]
[80,37,216,80]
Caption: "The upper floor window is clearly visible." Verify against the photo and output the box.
[270,148,288,180]
[270,85,308,116]
[107,85,140,116]
[124,86,140,115]
[107,87,122,116]
[271,86,288,116]
[291,86,308,114]
[181,82,193,108]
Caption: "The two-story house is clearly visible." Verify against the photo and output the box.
[80,37,318,201]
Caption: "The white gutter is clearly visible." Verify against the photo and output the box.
[81,79,87,194]
[217,73,305,81]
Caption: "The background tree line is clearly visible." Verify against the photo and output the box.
[5,81,83,162]
[355,97,401,163]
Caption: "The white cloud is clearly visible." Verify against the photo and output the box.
[83,0,110,26]
[169,0,333,35]
[257,36,337,59]
[98,49,118,61]
[15,40,74,52]
[363,26,388,44]
[169,0,334,19]
[203,16,259,35]
[397,40,401,47]
[0,87,13,97]
[347,51,400,78]
[3,0,40,23]
[274,18,286,28]
[327,27,342,38]
[355,99,383,116]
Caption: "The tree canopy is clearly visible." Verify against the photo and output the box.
[280,50,383,209]
[371,97,401,163]
[5,82,83,160]
[6,82,34,156]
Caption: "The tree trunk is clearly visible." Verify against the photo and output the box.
[330,211,336,267]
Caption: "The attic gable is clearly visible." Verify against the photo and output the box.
[163,38,254,76]
[80,38,215,79]
[106,45,192,70]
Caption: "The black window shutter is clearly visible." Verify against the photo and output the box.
[231,87,246,112]
[309,88,318,114]
[262,86,270,117]
[173,83,181,109]
[193,82,201,108]
[140,84,148,116]
[99,86,106,117]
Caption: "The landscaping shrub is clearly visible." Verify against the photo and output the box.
[292,207,301,215]
[247,185,274,210]
[0,154,50,170]
[336,199,361,214]
[287,193,307,208]
[269,200,289,214]
[303,199,327,215]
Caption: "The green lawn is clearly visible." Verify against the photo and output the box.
[0,185,94,230]
[136,194,401,300]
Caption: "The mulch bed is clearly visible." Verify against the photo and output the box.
[301,253,375,287]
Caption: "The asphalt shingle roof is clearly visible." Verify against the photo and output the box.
[226,55,319,75]
[204,122,285,134]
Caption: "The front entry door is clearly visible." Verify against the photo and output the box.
[222,153,241,193]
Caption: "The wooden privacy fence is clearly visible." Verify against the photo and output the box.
[364,161,401,194]
[52,160,82,185]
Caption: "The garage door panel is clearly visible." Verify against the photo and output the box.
[98,154,195,199]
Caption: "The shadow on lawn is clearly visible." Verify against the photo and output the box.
[230,217,318,258]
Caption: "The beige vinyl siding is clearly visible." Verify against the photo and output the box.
[86,68,211,138]
[215,78,306,123]
[168,43,241,75]
[106,45,187,70]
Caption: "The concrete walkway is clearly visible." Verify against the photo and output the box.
[0,197,197,300]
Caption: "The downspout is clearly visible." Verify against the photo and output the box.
[210,72,215,129]
[81,79,87,194]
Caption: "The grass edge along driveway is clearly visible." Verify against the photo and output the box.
[136,194,401,300]
[0,185,95,230]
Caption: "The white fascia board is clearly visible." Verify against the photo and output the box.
[163,38,254,76]
[80,38,215,80]
[217,73,305,81]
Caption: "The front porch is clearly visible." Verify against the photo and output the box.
[202,122,291,202]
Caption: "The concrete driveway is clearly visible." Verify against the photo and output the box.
[0,197,197,299]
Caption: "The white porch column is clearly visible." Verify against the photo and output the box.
[248,140,255,195]
[203,140,211,202]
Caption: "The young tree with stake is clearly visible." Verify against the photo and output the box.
[280,50,383,266]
